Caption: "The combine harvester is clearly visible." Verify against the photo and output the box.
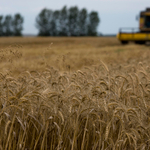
[117,8,150,44]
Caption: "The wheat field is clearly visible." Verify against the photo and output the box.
[0,37,150,150]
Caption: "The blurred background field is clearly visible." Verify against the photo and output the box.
[0,37,150,75]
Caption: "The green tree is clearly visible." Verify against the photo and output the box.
[0,15,4,36]
[3,15,13,36]
[59,6,68,36]
[68,6,79,36]
[36,6,100,37]
[12,13,24,36]
[88,11,100,36]
[78,8,88,36]
[50,10,60,36]
[36,8,53,36]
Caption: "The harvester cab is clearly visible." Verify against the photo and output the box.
[117,8,150,44]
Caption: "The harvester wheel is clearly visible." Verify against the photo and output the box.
[135,41,146,45]
[121,41,129,44]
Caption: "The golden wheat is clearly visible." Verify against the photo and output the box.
[0,37,150,149]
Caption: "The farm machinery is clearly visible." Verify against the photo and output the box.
[117,8,150,44]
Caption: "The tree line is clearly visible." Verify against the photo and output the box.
[0,14,24,36]
[36,6,100,36]
[0,6,100,36]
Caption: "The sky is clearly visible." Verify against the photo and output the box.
[1,0,150,35]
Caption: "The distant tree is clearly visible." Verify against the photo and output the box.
[36,8,53,36]
[36,6,100,37]
[78,8,88,36]
[50,10,60,36]
[68,6,79,36]
[3,15,13,36]
[59,6,68,36]
[0,15,4,36]
[87,11,100,36]
[12,13,24,36]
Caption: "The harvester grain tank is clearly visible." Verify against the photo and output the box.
[117,8,150,44]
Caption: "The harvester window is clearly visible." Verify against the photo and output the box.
[145,16,150,28]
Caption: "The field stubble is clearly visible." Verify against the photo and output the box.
[0,37,150,149]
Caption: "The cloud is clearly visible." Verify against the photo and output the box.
[0,6,12,13]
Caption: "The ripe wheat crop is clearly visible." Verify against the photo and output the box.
[0,37,150,149]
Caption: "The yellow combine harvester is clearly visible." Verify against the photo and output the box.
[117,8,150,44]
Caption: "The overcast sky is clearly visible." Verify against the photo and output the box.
[1,0,149,35]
